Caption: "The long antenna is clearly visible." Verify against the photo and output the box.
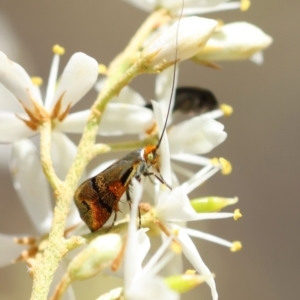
[157,1,184,149]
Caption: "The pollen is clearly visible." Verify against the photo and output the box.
[234,209,242,220]
[171,241,182,254]
[240,0,251,11]
[185,269,196,275]
[52,44,65,55]
[220,104,233,117]
[219,157,232,175]
[31,77,43,86]
[230,241,242,252]
[98,64,107,75]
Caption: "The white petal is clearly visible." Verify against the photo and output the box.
[184,227,233,248]
[0,83,24,112]
[126,275,179,300]
[171,153,211,166]
[156,187,198,221]
[111,85,146,106]
[124,180,145,289]
[197,22,273,61]
[57,103,154,136]
[152,101,172,185]
[122,0,155,12]
[51,52,98,112]
[168,116,227,155]
[10,139,52,234]
[0,51,42,109]
[51,132,77,180]
[0,112,35,142]
[143,17,217,69]
[0,234,26,267]
[155,66,178,124]
[176,227,218,300]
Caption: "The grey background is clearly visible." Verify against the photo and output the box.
[0,1,299,299]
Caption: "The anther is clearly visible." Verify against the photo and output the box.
[234,209,242,220]
[31,77,43,87]
[219,157,232,175]
[52,44,65,55]
[220,104,233,117]
[98,64,107,75]
[240,0,251,11]
[230,241,242,252]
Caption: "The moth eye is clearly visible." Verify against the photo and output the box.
[148,152,154,161]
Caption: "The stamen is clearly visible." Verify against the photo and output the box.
[52,44,65,55]
[240,0,251,11]
[31,77,43,87]
[98,64,107,75]
[220,104,233,117]
[185,269,196,275]
[230,241,242,252]
[219,157,232,175]
[171,241,182,254]
[234,209,242,220]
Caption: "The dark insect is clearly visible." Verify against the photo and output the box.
[145,86,219,115]
[74,145,169,232]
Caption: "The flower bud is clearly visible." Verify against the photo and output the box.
[142,17,218,72]
[67,233,122,281]
[164,273,213,293]
[194,22,273,62]
[191,196,238,212]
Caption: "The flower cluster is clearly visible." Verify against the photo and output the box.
[0,1,272,300]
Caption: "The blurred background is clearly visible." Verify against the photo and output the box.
[0,1,299,299]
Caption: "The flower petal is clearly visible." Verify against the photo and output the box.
[10,139,53,234]
[168,116,227,155]
[142,17,217,71]
[176,227,218,300]
[51,132,78,180]
[0,112,35,142]
[0,83,24,112]
[156,187,197,221]
[51,52,98,111]
[57,103,154,136]
[152,101,172,185]
[155,66,178,123]
[111,85,146,106]
[0,234,26,267]
[0,51,42,109]
[196,22,273,62]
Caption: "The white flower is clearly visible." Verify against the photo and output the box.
[195,22,273,63]
[142,16,218,71]
[122,0,244,15]
[0,139,81,266]
[145,101,237,300]
[123,180,179,300]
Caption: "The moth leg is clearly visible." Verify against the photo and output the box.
[144,172,172,190]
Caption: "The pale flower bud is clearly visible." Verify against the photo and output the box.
[142,16,218,72]
[194,22,273,62]
[67,234,122,281]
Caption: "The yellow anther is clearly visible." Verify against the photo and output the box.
[185,269,196,275]
[171,241,182,254]
[220,104,233,117]
[210,157,220,166]
[98,64,107,75]
[52,44,65,55]
[230,241,242,252]
[31,77,43,87]
[234,209,242,220]
[240,0,251,11]
[172,228,180,236]
[219,157,232,175]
